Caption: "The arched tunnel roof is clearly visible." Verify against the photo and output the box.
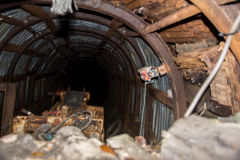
[0,0,187,121]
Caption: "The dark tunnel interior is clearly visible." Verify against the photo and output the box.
[65,60,124,137]
[0,1,187,141]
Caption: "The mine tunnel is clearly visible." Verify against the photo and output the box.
[0,1,240,159]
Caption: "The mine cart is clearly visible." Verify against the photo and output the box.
[12,90,104,141]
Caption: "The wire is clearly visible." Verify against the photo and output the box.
[184,13,240,117]
[219,28,240,36]
[139,82,147,136]
[50,110,92,133]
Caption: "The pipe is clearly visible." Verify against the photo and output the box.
[184,13,240,117]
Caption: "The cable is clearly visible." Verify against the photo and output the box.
[184,13,240,117]
[139,82,147,136]
[50,110,92,134]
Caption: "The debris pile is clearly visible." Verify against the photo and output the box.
[0,126,160,160]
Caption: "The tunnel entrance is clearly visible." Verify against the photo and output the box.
[0,0,187,144]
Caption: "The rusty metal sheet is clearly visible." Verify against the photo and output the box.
[2,8,31,21]
[30,22,48,32]
[9,29,33,46]
[13,55,29,75]
[53,19,109,32]
[0,23,14,44]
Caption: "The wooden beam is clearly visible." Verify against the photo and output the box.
[106,19,124,38]
[149,86,172,109]
[0,14,24,26]
[210,50,240,112]
[126,0,160,10]
[0,83,5,91]
[2,43,24,53]
[189,0,240,65]
[145,0,238,33]
[1,82,16,136]
[21,4,57,32]
[159,19,217,43]
[121,0,135,4]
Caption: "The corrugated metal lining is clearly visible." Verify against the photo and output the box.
[30,22,48,33]
[69,35,101,43]
[135,37,173,140]
[41,6,51,13]
[41,50,56,73]
[105,44,113,49]
[39,42,55,55]
[45,53,60,72]
[29,57,39,71]
[34,81,38,102]
[52,38,65,45]
[71,43,99,50]
[0,51,16,76]
[0,23,14,44]
[136,38,170,90]
[28,39,44,49]
[131,86,136,113]
[24,76,30,105]
[139,85,145,119]
[41,79,45,98]
[14,55,29,75]
[37,57,48,73]
[136,38,161,66]
[2,8,31,21]
[9,30,33,46]
[53,19,109,32]
[152,99,173,142]
[125,41,142,68]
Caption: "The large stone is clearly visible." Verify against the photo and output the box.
[160,115,240,160]
[107,134,160,160]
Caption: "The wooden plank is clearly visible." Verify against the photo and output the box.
[126,0,163,10]
[173,45,220,83]
[149,86,172,109]
[173,46,219,70]
[106,19,124,38]
[0,83,6,91]
[210,50,240,112]
[145,0,238,33]
[189,0,240,64]
[2,43,24,53]
[1,82,16,136]
[2,44,44,57]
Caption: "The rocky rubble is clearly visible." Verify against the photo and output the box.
[0,126,160,160]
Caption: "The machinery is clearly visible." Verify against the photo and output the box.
[12,90,104,141]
